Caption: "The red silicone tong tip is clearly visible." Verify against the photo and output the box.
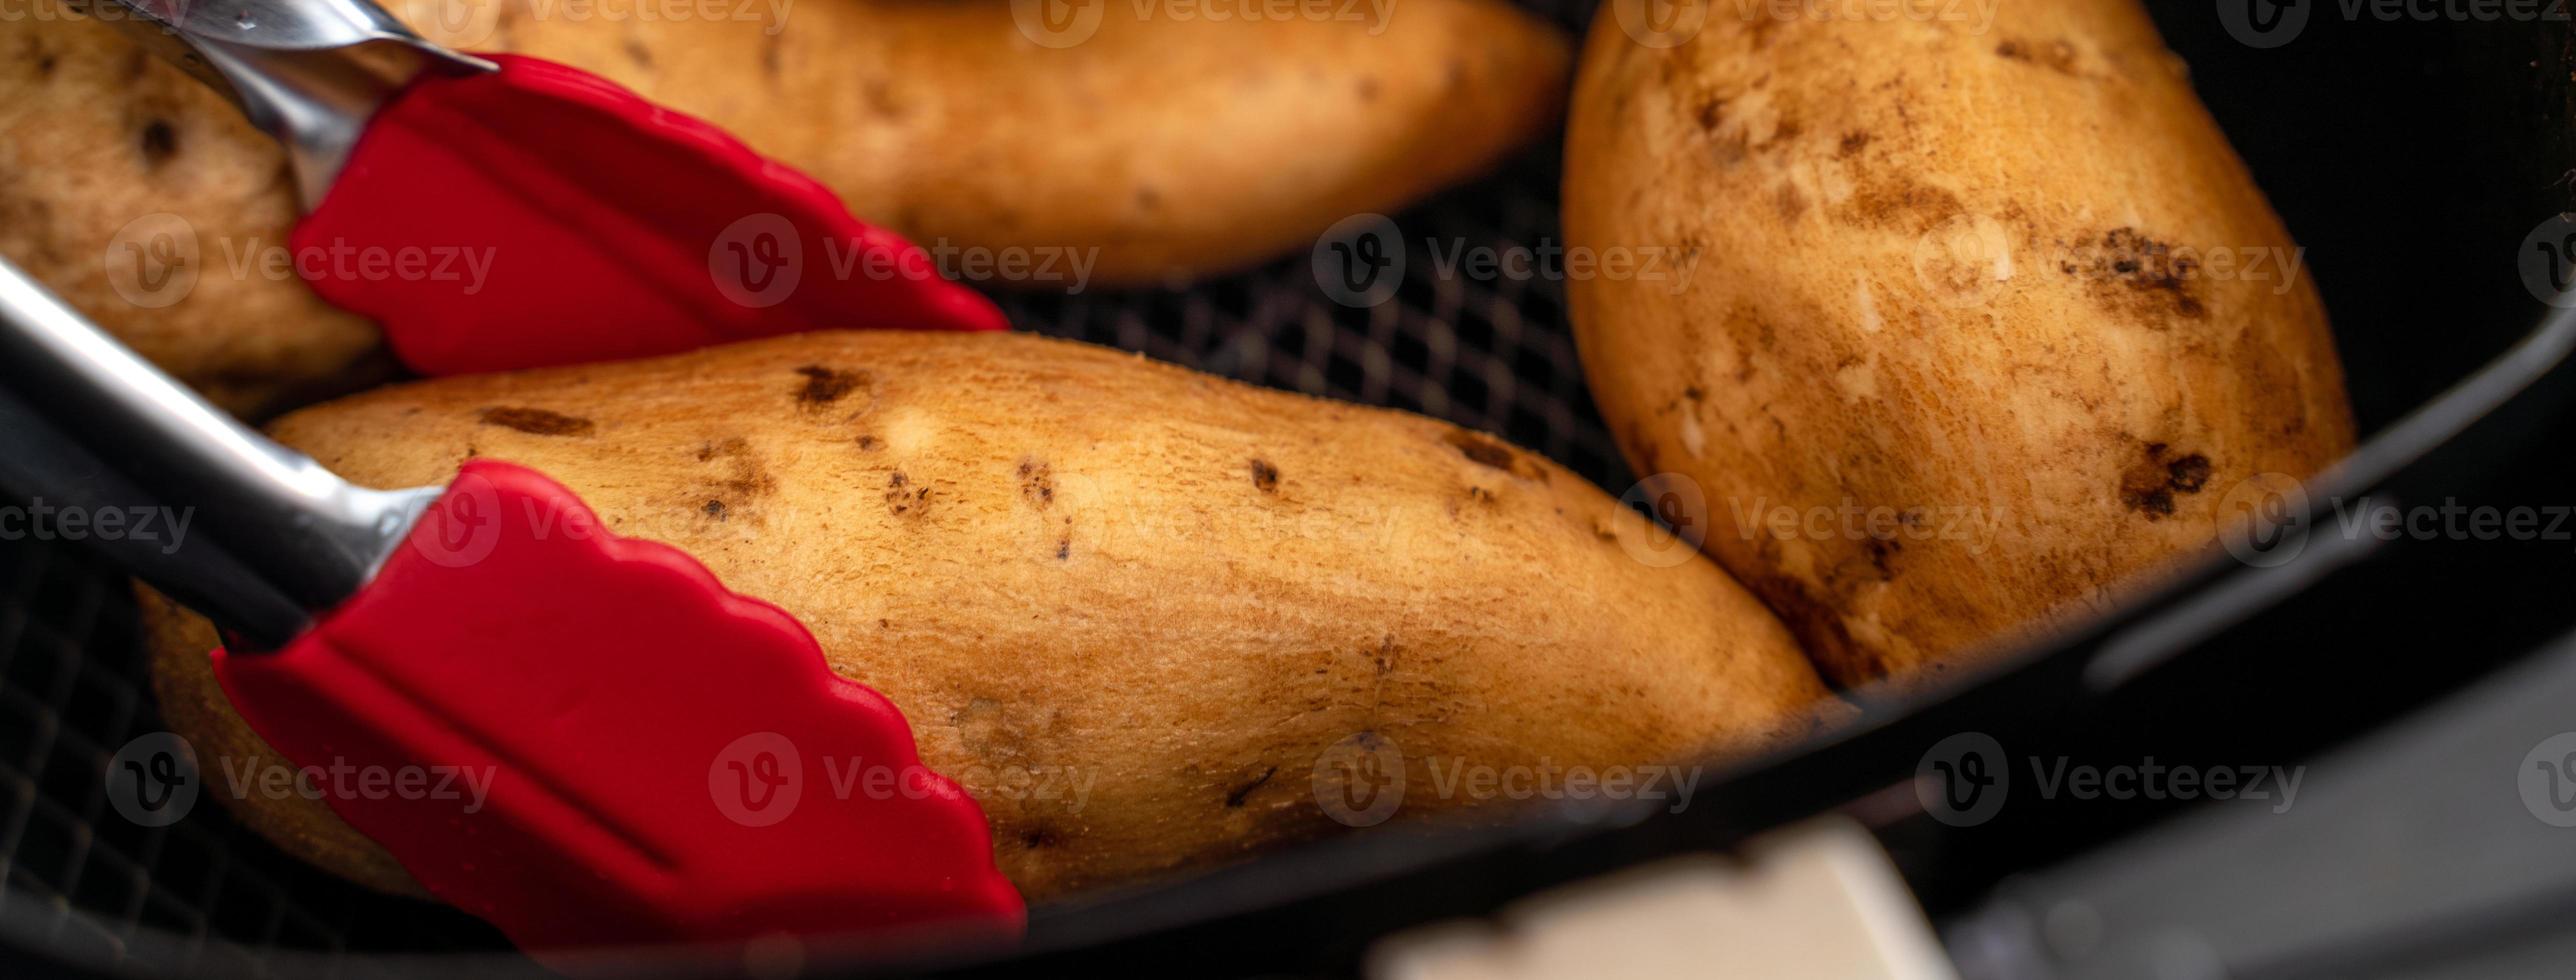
[291,54,1007,378]
[212,460,1024,955]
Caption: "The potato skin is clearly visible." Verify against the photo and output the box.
[1563,3,2354,685]
[0,0,1567,414]
[143,331,1829,902]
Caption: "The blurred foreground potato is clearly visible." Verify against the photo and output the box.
[143,331,1833,903]
[1563,0,2354,685]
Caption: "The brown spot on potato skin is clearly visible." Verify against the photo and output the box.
[862,79,906,120]
[1744,14,1785,49]
[1996,38,2081,76]
[24,36,55,77]
[1775,182,1808,220]
[2060,228,2208,322]
[478,407,595,437]
[1837,130,1871,157]
[702,499,728,521]
[692,437,775,499]
[885,471,930,516]
[139,120,177,167]
[793,365,869,407]
[1446,431,1517,471]
[2119,443,2213,520]
[1444,430,1548,483]
[1223,767,1277,808]
[1695,97,1724,132]
[1846,178,1963,233]
[2167,454,2212,493]
[1710,130,1750,168]
[856,435,882,451]
[1863,537,1899,579]
[1055,536,1071,560]
[1249,458,1281,493]
[1018,459,1055,508]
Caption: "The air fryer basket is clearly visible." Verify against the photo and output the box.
[5,1,2574,977]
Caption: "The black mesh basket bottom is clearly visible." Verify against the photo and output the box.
[0,2,1614,971]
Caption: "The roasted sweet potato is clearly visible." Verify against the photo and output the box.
[143,331,1831,902]
[1562,2,2354,684]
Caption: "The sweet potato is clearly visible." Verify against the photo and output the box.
[142,331,1830,902]
[1562,2,2354,685]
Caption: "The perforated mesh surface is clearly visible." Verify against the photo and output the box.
[0,1,1618,972]
[992,100,1624,491]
